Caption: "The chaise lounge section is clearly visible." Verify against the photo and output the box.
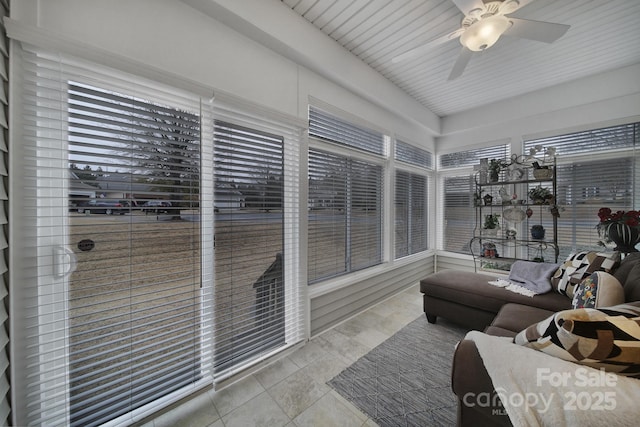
[419,269,571,331]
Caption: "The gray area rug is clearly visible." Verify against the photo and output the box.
[328,316,468,427]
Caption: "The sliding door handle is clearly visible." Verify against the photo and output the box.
[54,246,77,278]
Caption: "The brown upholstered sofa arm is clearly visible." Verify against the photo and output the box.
[451,340,512,427]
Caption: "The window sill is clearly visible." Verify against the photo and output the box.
[308,250,435,299]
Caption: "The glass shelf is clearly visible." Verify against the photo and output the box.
[478,177,554,187]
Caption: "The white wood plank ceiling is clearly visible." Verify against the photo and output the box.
[281,0,640,117]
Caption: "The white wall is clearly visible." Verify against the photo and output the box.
[438,63,640,150]
[10,0,433,149]
[181,0,441,135]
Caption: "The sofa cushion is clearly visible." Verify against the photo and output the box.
[551,251,621,298]
[623,262,640,302]
[490,303,555,333]
[420,270,571,314]
[514,302,640,377]
[571,272,625,309]
[483,326,518,338]
[613,252,640,286]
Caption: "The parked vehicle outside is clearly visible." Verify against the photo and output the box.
[142,200,173,214]
[77,199,130,215]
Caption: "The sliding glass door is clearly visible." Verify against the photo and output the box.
[13,46,303,426]
[66,83,205,426]
[14,48,213,426]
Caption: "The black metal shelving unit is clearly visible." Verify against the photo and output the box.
[471,159,559,273]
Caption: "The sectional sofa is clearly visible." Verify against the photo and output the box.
[420,252,640,426]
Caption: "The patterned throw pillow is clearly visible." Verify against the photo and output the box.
[551,251,621,298]
[514,303,640,377]
[571,272,625,309]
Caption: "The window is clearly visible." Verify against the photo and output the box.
[307,107,385,283]
[524,123,639,258]
[13,47,214,426]
[395,171,428,257]
[394,141,431,258]
[439,144,509,253]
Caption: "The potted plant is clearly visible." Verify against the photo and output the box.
[483,213,500,236]
[596,207,640,252]
[530,224,545,240]
[532,163,553,179]
[528,185,553,205]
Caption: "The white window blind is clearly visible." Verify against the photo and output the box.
[395,171,428,258]
[308,149,383,283]
[439,144,508,169]
[395,140,433,169]
[212,121,285,376]
[524,123,639,257]
[0,1,9,425]
[309,106,385,155]
[440,144,509,253]
[12,46,214,427]
[307,107,385,283]
[210,95,304,382]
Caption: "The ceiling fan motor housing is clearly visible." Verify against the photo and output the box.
[462,1,514,29]
[460,14,511,51]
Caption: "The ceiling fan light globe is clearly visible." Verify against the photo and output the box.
[460,15,511,51]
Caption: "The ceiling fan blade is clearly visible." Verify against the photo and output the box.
[448,47,473,80]
[392,29,464,63]
[504,18,570,43]
[451,0,485,15]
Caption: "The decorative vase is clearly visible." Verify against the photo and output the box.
[531,226,545,240]
[606,223,640,253]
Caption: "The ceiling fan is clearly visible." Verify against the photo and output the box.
[392,0,570,80]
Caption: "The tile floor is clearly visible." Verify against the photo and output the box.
[144,284,427,427]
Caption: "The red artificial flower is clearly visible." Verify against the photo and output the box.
[597,207,640,226]
[598,207,612,222]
